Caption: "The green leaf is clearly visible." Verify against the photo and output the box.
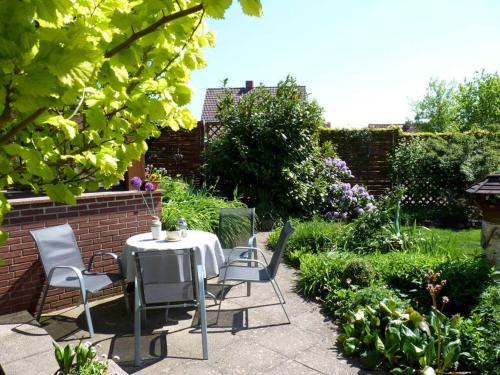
[344,337,360,355]
[111,64,129,83]
[45,183,77,205]
[375,334,385,353]
[43,115,78,140]
[361,350,382,370]
[238,0,263,16]
[203,0,233,19]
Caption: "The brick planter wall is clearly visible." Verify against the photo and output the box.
[0,190,162,316]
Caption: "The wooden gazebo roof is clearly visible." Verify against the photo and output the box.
[466,174,500,195]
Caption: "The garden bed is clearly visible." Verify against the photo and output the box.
[269,219,498,374]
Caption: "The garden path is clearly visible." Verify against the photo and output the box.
[41,233,374,374]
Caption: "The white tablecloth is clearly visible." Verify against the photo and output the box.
[121,230,225,280]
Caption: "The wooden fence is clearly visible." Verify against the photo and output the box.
[319,127,400,196]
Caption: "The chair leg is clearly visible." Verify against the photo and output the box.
[82,293,95,337]
[196,267,208,360]
[121,279,130,313]
[270,279,291,324]
[216,276,227,325]
[134,277,142,367]
[36,282,50,322]
[272,279,286,304]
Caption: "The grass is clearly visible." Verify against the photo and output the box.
[417,227,482,256]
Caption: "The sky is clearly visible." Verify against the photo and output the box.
[189,0,500,128]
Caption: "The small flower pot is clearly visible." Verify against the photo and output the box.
[166,230,181,241]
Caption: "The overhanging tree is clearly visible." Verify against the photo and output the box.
[0,0,262,244]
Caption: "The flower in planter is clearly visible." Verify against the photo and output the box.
[132,175,158,218]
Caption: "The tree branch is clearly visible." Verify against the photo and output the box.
[155,9,205,79]
[0,107,47,145]
[104,4,203,58]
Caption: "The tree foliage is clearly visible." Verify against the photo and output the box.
[412,71,500,132]
[203,76,326,219]
[0,0,262,243]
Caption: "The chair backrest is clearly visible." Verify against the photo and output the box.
[267,222,295,279]
[30,223,85,277]
[134,248,197,306]
[218,208,255,249]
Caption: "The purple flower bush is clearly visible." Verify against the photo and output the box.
[324,158,375,221]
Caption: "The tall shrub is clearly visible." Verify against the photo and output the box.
[203,76,326,219]
[389,133,500,225]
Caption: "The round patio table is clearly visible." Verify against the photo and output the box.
[121,230,225,281]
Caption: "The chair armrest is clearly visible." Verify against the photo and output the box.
[47,266,86,293]
[232,246,269,265]
[225,258,267,269]
[88,252,120,271]
[247,235,257,248]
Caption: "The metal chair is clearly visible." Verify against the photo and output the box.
[218,207,256,296]
[30,223,128,337]
[133,248,208,366]
[217,222,295,323]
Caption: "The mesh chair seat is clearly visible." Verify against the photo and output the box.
[49,270,122,293]
[218,265,270,282]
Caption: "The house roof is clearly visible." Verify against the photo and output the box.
[200,81,307,123]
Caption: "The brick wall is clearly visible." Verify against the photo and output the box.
[0,190,162,316]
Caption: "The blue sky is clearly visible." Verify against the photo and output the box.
[189,0,500,128]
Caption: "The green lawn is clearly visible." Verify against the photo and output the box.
[416,227,482,256]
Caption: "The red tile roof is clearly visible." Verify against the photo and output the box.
[201,84,307,123]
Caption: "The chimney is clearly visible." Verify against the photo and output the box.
[245,80,253,91]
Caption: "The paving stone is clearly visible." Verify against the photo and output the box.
[209,341,288,375]
[253,324,319,358]
[267,359,322,374]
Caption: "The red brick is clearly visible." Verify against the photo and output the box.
[10,242,35,251]
[20,209,44,216]
[21,222,45,230]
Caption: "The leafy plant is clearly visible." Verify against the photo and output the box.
[268,219,343,265]
[203,76,327,219]
[54,341,108,375]
[390,134,500,227]
[342,259,373,287]
[161,176,245,233]
[459,285,500,374]
[298,253,355,299]
[338,274,463,373]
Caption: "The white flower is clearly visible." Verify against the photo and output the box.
[85,341,92,347]
[96,343,102,349]
[100,354,108,360]
[113,355,120,361]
